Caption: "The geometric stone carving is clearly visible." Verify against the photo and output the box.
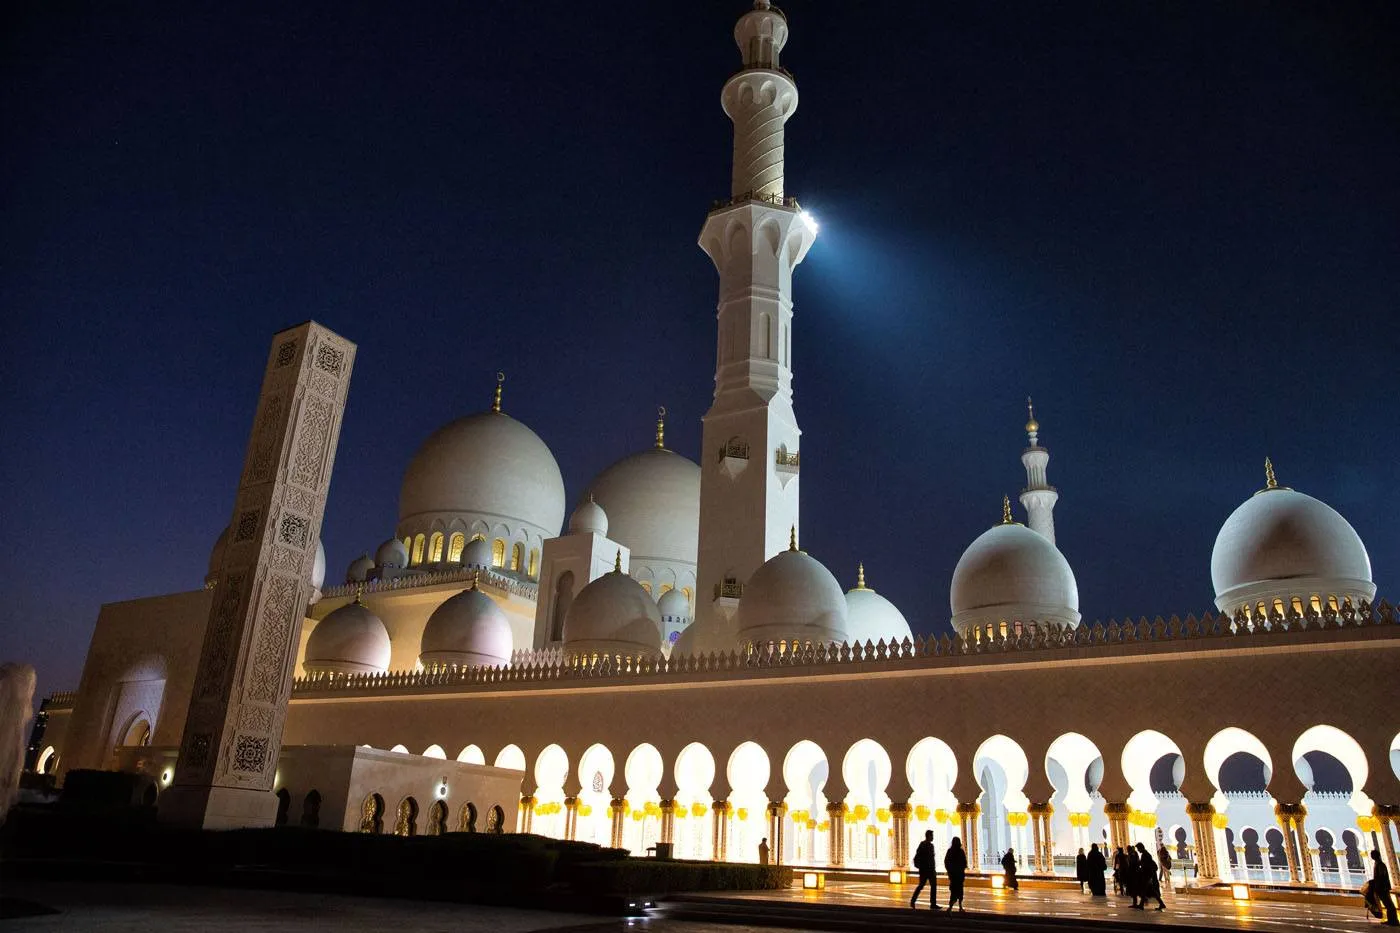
[160,321,355,829]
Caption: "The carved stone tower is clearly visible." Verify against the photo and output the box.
[695,1,818,630]
[160,322,355,829]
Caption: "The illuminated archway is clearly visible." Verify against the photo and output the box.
[842,738,893,867]
[532,744,569,838]
[727,741,772,863]
[674,742,716,859]
[973,734,1030,865]
[1046,732,1104,864]
[781,740,827,865]
[623,743,665,855]
[577,743,616,846]
[456,744,485,765]
[422,744,446,759]
[906,737,959,853]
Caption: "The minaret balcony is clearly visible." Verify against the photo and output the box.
[708,191,803,213]
[718,441,751,479]
[713,580,745,602]
[775,448,800,487]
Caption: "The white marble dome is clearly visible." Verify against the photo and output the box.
[569,496,609,537]
[950,521,1080,638]
[304,600,391,676]
[375,537,408,569]
[584,447,700,569]
[736,544,848,647]
[657,586,692,651]
[420,583,513,668]
[845,567,913,646]
[671,613,736,657]
[398,410,566,541]
[462,537,492,569]
[206,525,229,587]
[563,563,664,660]
[1211,482,1374,616]
[346,554,375,583]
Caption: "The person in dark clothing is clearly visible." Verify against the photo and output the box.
[1002,847,1019,891]
[910,830,938,909]
[1112,846,1126,895]
[1135,843,1165,910]
[1086,843,1108,896]
[1076,848,1088,893]
[1125,845,1141,905]
[944,836,968,912]
[1157,843,1172,886]
[1374,849,1400,926]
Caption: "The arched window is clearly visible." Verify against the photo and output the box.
[487,804,505,834]
[550,571,575,642]
[510,542,524,572]
[427,799,448,835]
[1272,598,1285,618]
[428,532,444,563]
[122,714,152,747]
[448,533,466,562]
[1291,596,1304,616]
[412,534,426,566]
[300,790,322,828]
[1327,595,1340,611]
[460,802,479,832]
[527,547,539,579]
[275,788,291,827]
[395,796,419,836]
[1310,594,1322,613]
[491,539,506,568]
[402,537,412,559]
[360,793,385,833]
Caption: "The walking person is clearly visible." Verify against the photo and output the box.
[944,836,968,913]
[1135,842,1166,911]
[909,830,938,909]
[1086,843,1108,896]
[1374,849,1400,926]
[1157,842,1172,888]
[1125,844,1141,906]
[1002,847,1020,891]
[1075,847,1088,893]
[1112,846,1125,895]
[758,837,769,865]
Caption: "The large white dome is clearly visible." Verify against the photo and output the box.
[399,410,566,540]
[420,584,513,668]
[950,521,1080,637]
[563,564,664,660]
[736,545,848,647]
[845,567,913,646]
[305,600,391,676]
[1211,483,1374,615]
[584,447,700,566]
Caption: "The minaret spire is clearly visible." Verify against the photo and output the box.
[491,371,504,413]
[695,3,817,635]
[1018,398,1059,545]
[654,406,667,450]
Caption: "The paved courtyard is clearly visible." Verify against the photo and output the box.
[689,877,1384,933]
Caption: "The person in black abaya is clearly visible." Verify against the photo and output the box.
[1086,843,1108,896]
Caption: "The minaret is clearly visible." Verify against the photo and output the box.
[1019,398,1058,545]
[695,1,818,629]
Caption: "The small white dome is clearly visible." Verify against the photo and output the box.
[346,554,375,583]
[399,410,566,540]
[206,525,230,586]
[584,447,700,565]
[305,600,391,675]
[420,584,513,667]
[569,496,609,536]
[950,522,1080,637]
[1211,484,1374,615]
[736,545,848,647]
[845,568,913,646]
[376,538,409,569]
[462,537,492,569]
[657,587,690,621]
[563,564,663,660]
[671,613,736,657]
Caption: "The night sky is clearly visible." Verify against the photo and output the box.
[4,1,1397,703]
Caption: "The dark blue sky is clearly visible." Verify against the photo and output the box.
[4,1,1397,700]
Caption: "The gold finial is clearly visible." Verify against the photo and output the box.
[654,405,667,449]
[1025,396,1039,437]
[1002,495,1014,525]
[855,562,868,590]
[614,549,623,573]
[1264,457,1278,490]
[353,582,365,604]
[491,371,505,413]
[789,525,798,552]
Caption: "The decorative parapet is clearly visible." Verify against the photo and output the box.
[321,567,538,601]
[775,449,800,468]
[42,691,77,710]
[290,597,1395,698]
[709,190,802,213]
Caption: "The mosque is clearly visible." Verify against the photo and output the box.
[29,0,1399,892]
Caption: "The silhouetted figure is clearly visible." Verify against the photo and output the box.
[1157,843,1172,885]
[1125,844,1141,905]
[1086,843,1108,896]
[1112,846,1126,895]
[1002,847,1019,891]
[1135,843,1165,910]
[944,836,968,912]
[758,837,769,865]
[1374,849,1399,926]
[910,830,937,909]
[1075,847,1088,893]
